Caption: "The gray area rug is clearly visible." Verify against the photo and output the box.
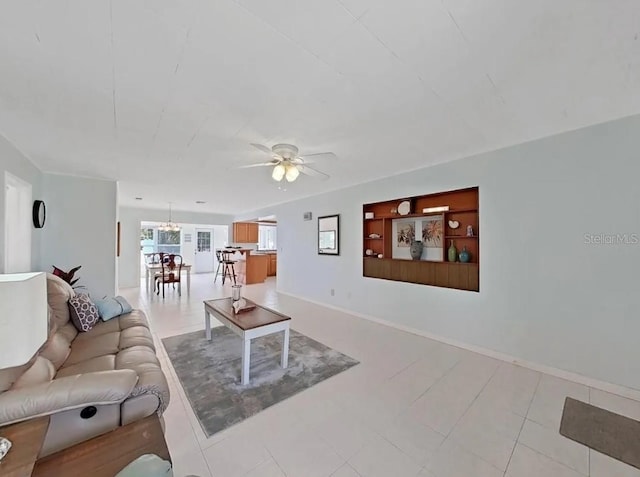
[162,327,359,437]
[560,397,640,470]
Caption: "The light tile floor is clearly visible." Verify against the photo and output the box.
[121,274,640,477]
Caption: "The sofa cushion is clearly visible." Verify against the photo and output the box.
[68,294,100,332]
[56,355,116,378]
[119,327,155,351]
[11,357,55,389]
[57,322,79,343]
[117,310,151,330]
[94,296,133,321]
[39,332,73,370]
[46,273,75,329]
[78,318,121,338]
[64,332,120,366]
[0,358,36,393]
[116,347,169,413]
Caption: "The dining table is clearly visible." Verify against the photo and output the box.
[145,262,192,295]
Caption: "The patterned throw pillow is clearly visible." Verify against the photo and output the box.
[68,294,100,332]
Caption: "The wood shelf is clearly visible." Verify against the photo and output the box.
[363,257,477,264]
[364,237,383,240]
[365,209,478,220]
[445,235,478,239]
[363,186,479,291]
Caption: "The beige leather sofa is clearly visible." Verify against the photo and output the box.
[0,274,170,457]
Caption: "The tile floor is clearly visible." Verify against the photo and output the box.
[121,274,640,477]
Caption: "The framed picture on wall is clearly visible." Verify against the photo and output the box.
[318,215,340,255]
[391,217,443,261]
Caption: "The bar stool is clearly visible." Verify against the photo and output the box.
[220,250,237,285]
[214,250,224,283]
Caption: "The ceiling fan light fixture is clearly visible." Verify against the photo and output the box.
[272,164,285,181]
[285,164,300,182]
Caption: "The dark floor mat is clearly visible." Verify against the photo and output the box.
[560,397,640,470]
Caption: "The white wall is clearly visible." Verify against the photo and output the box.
[41,174,118,298]
[0,134,43,272]
[239,114,640,391]
[118,207,233,288]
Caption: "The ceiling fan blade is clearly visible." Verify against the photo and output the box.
[298,151,337,161]
[237,161,278,169]
[298,164,329,180]
[250,143,274,155]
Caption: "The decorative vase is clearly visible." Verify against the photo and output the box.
[232,284,243,301]
[409,241,423,260]
[458,246,470,263]
[448,240,457,262]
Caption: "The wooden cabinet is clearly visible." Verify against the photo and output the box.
[233,222,259,243]
[363,187,479,292]
[33,415,170,477]
[267,254,277,276]
[0,416,49,477]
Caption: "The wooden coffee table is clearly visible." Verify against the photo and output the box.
[204,298,291,385]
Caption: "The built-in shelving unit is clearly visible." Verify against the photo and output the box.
[363,186,479,292]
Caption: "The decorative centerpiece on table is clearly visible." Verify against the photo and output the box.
[231,285,255,313]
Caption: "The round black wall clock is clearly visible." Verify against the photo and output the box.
[32,200,46,228]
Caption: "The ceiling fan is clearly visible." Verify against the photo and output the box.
[239,143,336,182]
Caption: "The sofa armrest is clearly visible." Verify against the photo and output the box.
[0,370,138,426]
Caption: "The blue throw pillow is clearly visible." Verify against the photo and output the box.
[94,296,133,321]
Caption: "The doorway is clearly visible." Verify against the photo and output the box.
[4,172,32,273]
[194,229,214,273]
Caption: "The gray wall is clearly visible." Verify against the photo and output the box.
[118,207,234,289]
[238,114,640,391]
[0,134,43,272]
[41,174,118,298]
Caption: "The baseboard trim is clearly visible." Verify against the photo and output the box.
[278,290,640,402]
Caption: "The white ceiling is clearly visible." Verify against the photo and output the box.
[1,1,639,214]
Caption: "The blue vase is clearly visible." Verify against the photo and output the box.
[459,246,470,263]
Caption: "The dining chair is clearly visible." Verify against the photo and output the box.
[156,254,183,298]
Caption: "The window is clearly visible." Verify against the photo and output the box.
[140,228,153,240]
[258,225,277,250]
[157,230,181,255]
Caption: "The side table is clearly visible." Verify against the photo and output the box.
[33,414,170,477]
[0,417,49,477]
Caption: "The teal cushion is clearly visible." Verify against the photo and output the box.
[114,454,173,477]
[95,296,133,321]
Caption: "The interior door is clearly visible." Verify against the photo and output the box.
[194,229,214,273]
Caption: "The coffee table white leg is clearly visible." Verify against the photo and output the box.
[281,326,289,369]
[205,310,211,341]
[241,338,251,385]
[186,269,191,295]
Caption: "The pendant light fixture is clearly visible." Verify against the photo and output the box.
[158,202,180,232]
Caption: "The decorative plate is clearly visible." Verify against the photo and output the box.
[448,220,460,229]
[368,233,381,239]
[397,200,411,215]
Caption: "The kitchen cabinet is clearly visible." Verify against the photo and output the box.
[267,253,277,276]
[233,222,258,243]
